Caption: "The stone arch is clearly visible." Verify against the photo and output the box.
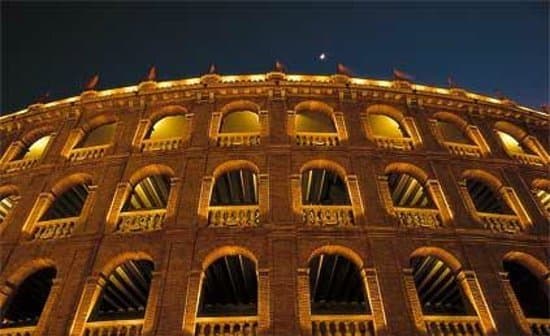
[300,159,348,181]
[306,245,364,269]
[212,160,260,179]
[128,164,175,186]
[502,251,549,281]
[81,113,118,134]
[384,162,430,185]
[202,245,259,271]
[95,251,155,278]
[149,105,188,123]
[410,246,463,274]
[294,100,335,118]
[432,111,469,132]
[365,104,406,122]
[48,173,93,197]
[220,100,260,116]
[532,178,550,191]
[0,184,19,198]
[3,258,57,287]
[20,125,55,147]
[494,121,528,142]
[461,169,504,193]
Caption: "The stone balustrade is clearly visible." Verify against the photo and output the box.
[115,209,166,233]
[393,207,443,229]
[423,315,483,336]
[217,133,261,147]
[477,212,522,234]
[0,326,36,336]
[510,152,545,166]
[4,158,39,173]
[302,205,355,227]
[372,136,414,151]
[140,137,184,152]
[208,205,260,228]
[527,318,550,336]
[32,216,78,240]
[443,142,483,158]
[295,132,339,146]
[68,144,109,162]
[194,316,259,336]
[310,314,375,336]
[83,319,144,336]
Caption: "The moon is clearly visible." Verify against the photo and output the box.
[319,53,326,61]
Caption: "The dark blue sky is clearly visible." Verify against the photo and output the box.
[2,2,548,114]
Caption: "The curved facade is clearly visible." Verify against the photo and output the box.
[0,71,548,336]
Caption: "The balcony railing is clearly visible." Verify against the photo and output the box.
[510,152,545,167]
[393,207,443,229]
[217,133,261,147]
[32,216,78,240]
[83,319,144,336]
[296,132,339,146]
[311,314,375,336]
[68,144,110,162]
[195,316,258,336]
[477,212,522,234]
[140,137,184,152]
[208,205,260,228]
[302,205,355,227]
[423,315,484,336]
[527,318,550,336]
[4,158,39,173]
[372,136,414,151]
[0,326,36,336]
[115,209,166,233]
[443,142,483,158]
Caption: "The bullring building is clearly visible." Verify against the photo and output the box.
[0,70,548,336]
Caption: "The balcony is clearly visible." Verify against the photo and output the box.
[443,142,483,158]
[302,205,355,227]
[140,137,184,152]
[32,216,78,240]
[208,205,260,228]
[4,158,39,173]
[477,212,522,234]
[0,326,36,336]
[296,132,339,146]
[195,316,259,336]
[83,319,143,336]
[115,209,166,233]
[372,136,414,151]
[68,144,110,162]
[509,152,545,167]
[311,314,375,336]
[393,207,443,229]
[527,318,550,336]
[423,315,483,336]
[216,133,261,147]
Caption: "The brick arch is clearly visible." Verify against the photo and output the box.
[410,246,463,274]
[149,105,189,123]
[305,245,364,269]
[212,160,260,179]
[300,159,348,180]
[48,173,93,197]
[95,251,155,278]
[128,164,176,186]
[532,178,550,191]
[0,184,19,198]
[20,125,55,146]
[432,111,469,132]
[384,162,430,185]
[365,104,406,122]
[502,251,549,281]
[461,169,504,193]
[220,100,260,116]
[294,100,335,118]
[81,113,118,133]
[494,121,528,142]
[201,245,258,270]
[2,258,58,286]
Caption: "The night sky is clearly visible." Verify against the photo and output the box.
[2,2,548,114]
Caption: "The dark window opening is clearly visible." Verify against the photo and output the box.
[40,184,90,221]
[387,172,434,208]
[302,169,350,205]
[122,175,171,211]
[465,179,512,214]
[504,260,549,318]
[211,169,258,206]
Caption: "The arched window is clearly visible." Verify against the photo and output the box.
[363,105,420,150]
[293,101,341,146]
[436,120,470,144]
[302,169,350,205]
[368,114,407,139]
[123,175,171,211]
[296,110,337,133]
[496,131,529,155]
[387,172,434,209]
[146,115,187,141]
[503,260,549,319]
[87,259,153,322]
[532,180,550,217]
[13,135,52,162]
[494,122,548,166]
[212,101,263,147]
[74,122,116,149]
[464,178,513,215]
[0,267,56,329]
[220,111,260,134]
[0,194,16,224]
[40,183,90,221]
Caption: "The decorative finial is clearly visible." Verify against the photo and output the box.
[274,60,286,72]
[447,76,456,89]
[84,74,99,90]
[146,66,157,81]
[337,63,353,76]
[208,63,217,75]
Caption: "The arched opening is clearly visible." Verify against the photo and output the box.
[146,115,187,141]
[40,183,90,221]
[0,267,57,328]
[411,255,473,316]
[87,259,154,322]
[496,131,530,155]
[532,181,550,216]
[436,120,471,144]
[0,194,16,224]
[13,135,52,161]
[122,174,171,211]
[309,253,370,315]
[296,110,336,133]
[211,169,258,206]
[302,168,350,205]
[503,260,549,319]
[75,122,116,148]
[387,172,434,208]
[198,255,258,317]
[368,113,407,139]
[219,111,260,134]
[464,178,513,215]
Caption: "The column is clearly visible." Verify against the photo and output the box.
[402,269,428,335]
[286,110,296,145]
[132,119,152,150]
[426,179,453,225]
[460,271,497,336]
[209,112,222,145]
[182,270,203,336]
[259,110,269,144]
[105,182,131,232]
[297,268,312,336]
[347,175,365,224]
[498,272,531,334]
[35,278,62,335]
[21,192,55,238]
[257,268,271,335]
[258,174,270,223]
[334,111,348,143]
[70,276,104,336]
[143,271,164,336]
[363,268,388,336]
[77,185,97,234]
[198,177,214,224]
